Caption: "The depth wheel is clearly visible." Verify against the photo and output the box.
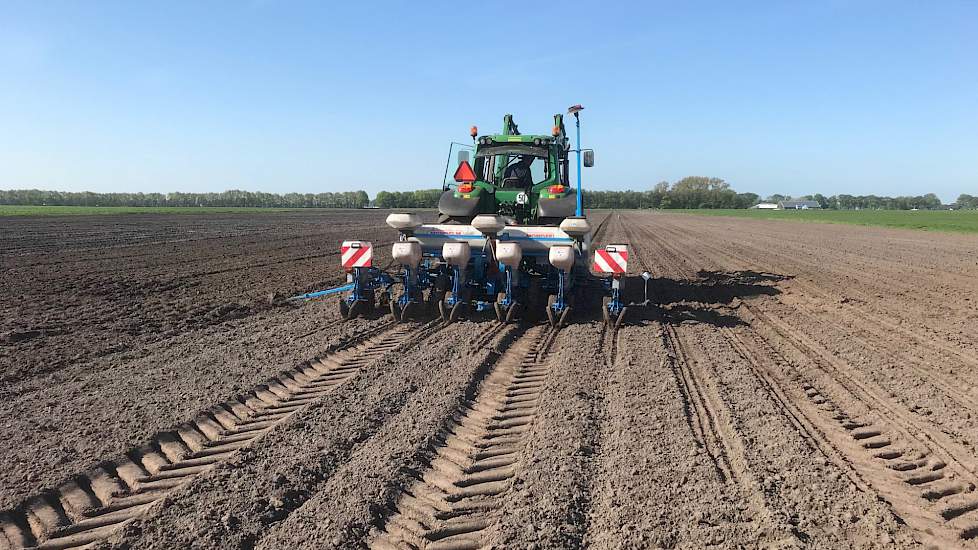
[389,300,401,323]
[339,299,351,320]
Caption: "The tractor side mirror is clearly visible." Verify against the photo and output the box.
[583,149,594,167]
[458,151,470,165]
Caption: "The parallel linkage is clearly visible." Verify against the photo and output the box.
[369,324,558,550]
[0,320,439,550]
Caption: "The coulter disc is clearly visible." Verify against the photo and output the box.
[494,302,506,322]
[449,302,465,322]
[505,302,521,324]
[616,307,629,329]
[546,295,558,327]
[401,301,418,322]
[494,292,507,323]
[558,307,573,328]
[348,300,365,320]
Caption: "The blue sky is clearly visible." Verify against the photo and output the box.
[1,1,975,202]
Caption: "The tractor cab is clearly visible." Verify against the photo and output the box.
[438,114,582,226]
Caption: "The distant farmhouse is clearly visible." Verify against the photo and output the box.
[778,200,821,210]
[750,200,821,210]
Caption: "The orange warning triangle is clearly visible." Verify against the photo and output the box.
[453,160,477,183]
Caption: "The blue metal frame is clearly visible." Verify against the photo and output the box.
[288,284,354,301]
[289,267,395,306]
[603,275,626,317]
[574,113,583,217]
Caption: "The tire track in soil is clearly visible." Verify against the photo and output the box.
[0,320,445,550]
[648,215,978,369]
[622,219,771,512]
[367,324,558,550]
[743,304,978,547]
[632,212,978,547]
[648,216,978,401]
[645,216,978,458]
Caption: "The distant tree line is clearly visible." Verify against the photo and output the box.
[774,192,945,210]
[2,183,973,210]
[0,189,370,208]
[374,189,442,208]
[583,177,759,209]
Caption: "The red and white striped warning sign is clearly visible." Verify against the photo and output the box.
[341,241,373,269]
[593,244,628,274]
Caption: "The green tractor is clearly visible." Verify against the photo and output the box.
[334,109,629,327]
[438,113,590,226]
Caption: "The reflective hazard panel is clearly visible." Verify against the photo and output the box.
[341,241,372,268]
[593,244,628,274]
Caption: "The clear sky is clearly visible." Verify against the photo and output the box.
[1,1,976,202]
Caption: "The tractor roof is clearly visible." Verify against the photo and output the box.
[485,134,552,142]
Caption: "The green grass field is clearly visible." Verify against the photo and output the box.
[0,205,346,217]
[668,208,978,234]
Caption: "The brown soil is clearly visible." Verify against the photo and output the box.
[3,209,978,549]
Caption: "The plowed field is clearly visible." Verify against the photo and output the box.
[3,209,978,549]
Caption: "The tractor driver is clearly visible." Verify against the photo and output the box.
[503,155,534,189]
